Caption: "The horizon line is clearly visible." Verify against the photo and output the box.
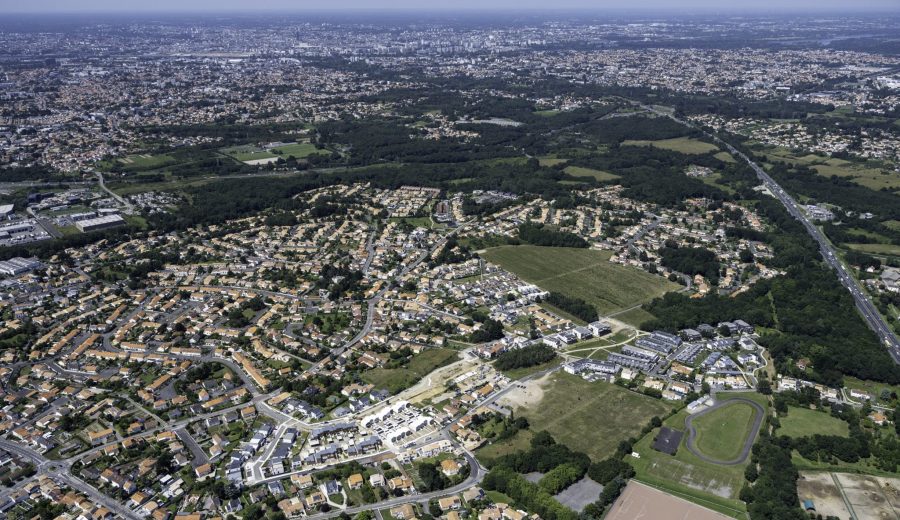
[3,7,900,15]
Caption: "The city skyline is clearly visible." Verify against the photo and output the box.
[2,0,900,13]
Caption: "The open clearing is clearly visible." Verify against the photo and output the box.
[798,471,900,520]
[563,165,620,181]
[846,243,900,257]
[621,137,720,155]
[606,481,735,520]
[690,400,759,462]
[361,348,459,393]
[514,372,669,461]
[481,246,678,316]
[762,147,900,192]
[778,406,850,439]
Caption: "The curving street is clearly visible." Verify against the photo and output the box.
[683,398,765,466]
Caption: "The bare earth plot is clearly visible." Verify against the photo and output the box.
[836,472,900,520]
[605,481,733,520]
[796,472,853,519]
[798,472,900,520]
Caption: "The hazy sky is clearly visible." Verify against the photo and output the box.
[2,0,899,13]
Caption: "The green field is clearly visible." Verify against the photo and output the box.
[538,156,568,167]
[273,142,321,158]
[762,147,900,192]
[475,429,535,462]
[691,401,758,462]
[621,137,720,155]
[563,165,620,181]
[481,246,678,316]
[361,348,458,393]
[714,151,736,163]
[518,373,670,461]
[846,243,900,257]
[221,145,277,162]
[778,406,849,439]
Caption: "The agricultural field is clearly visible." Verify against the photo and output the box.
[361,348,458,393]
[517,372,669,461]
[621,137,720,155]
[778,407,849,439]
[481,245,678,316]
[563,165,620,181]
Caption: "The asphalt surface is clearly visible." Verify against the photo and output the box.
[683,397,765,466]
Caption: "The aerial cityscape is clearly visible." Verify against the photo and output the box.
[1,1,900,519]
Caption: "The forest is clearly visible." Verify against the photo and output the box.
[493,344,557,371]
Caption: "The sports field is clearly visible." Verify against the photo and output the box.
[778,407,849,439]
[518,373,669,461]
[481,246,678,316]
[629,409,753,516]
[621,137,720,155]
[691,401,758,462]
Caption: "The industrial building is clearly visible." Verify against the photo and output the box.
[75,214,125,233]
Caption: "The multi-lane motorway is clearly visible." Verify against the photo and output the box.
[643,104,900,361]
[721,143,900,361]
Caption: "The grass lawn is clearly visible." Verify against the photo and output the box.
[485,490,515,506]
[220,145,277,162]
[563,165,620,181]
[846,243,900,257]
[519,372,670,461]
[538,156,568,167]
[691,401,759,462]
[613,307,658,328]
[621,137,720,155]
[714,151,736,163]
[361,348,458,393]
[475,429,535,463]
[273,141,323,158]
[481,246,678,316]
[778,406,849,439]
[498,358,561,380]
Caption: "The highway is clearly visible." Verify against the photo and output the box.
[643,105,900,362]
[723,142,900,362]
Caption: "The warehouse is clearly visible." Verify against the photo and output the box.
[0,257,43,276]
[75,214,125,233]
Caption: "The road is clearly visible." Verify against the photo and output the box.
[644,104,900,362]
[96,171,134,211]
[683,397,765,466]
